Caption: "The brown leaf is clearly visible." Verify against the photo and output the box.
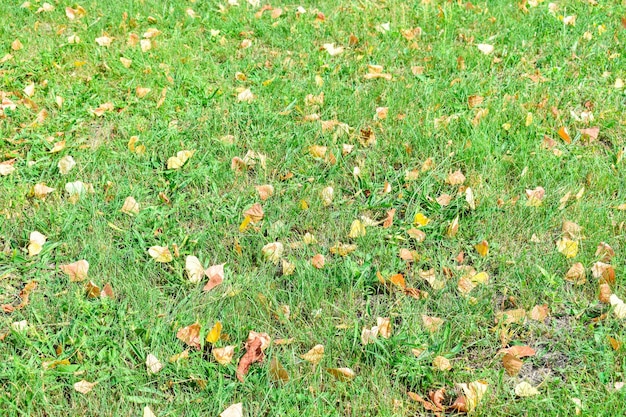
[599,283,612,304]
[255,184,274,201]
[203,263,225,291]
[383,208,396,228]
[408,392,443,412]
[565,262,586,285]
[236,337,264,382]
[422,315,444,333]
[311,254,325,269]
[432,356,452,371]
[213,346,235,365]
[529,304,549,321]
[101,283,114,299]
[592,262,615,284]
[85,281,100,298]
[176,323,201,350]
[446,170,466,185]
[244,203,264,223]
[436,193,452,206]
[579,127,599,142]
[430,389,447,410]
[326,367,355,381]
[595,242,615,262]
[269,356,289,383]
[499,345,536,358]
[407,228,426,242]
[60,260,89,282]
[468,95,484,108]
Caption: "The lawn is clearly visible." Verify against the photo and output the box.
[1,0,626,415]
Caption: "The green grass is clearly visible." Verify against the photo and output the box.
[1,0,626,415]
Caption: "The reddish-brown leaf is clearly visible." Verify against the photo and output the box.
[236,337,264,382]
[383,208,396,228]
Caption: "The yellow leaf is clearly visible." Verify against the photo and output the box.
[301,344,324,365]
[556,238,578,258]
[348,219,366,238]
[458,380,488,412]
[514,381,539,397]
[239,215,252,232]
[413,213,430,227]
[206,321,222,344]
[309,145,327,158]
[148,246,173,263]
[28,231,47,256]
[475,240,489,256]
[167,150,195,169]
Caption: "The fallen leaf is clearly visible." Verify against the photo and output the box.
[213,346,235,365]
[502,353,523,376]
[458,380,488,412]
[167,150,195,169]
[383,208,396,228]
[32,184,55,199]
[311,254,325,269]
[475,240,489,256]
[203,263,225,291]
[413,213,430,227]
[558,126,571,143]
[146,353,163,374]
[143,406,156,417]
[377,317,391,338]
[282,259,295,275]
[244,203,264,223]
[120,57,132,68]
[12,39,23,51]
[73,380,96,394]
[499,345,536,358]
[407,228,426,241]
[261,242,283,264]
[447,170,466,185]
[447,216,460,238]
[562,220,582,239]
[236,336,264,382]
[530,305,549,321]
[348,220,366,238]
[436,194,452,206]
[148,246,173,263]
[565,262,586,285]
[28,231,47,256]
[323,43,344,56]
[422,315,444,333]
[121,196,140,215]
[58,155,76,174]
[408,392,443,412]
[515,381,539,397]
[327,367,355,381]
[556,238,578,258]
[320,186,334,206]
[220,403,243,417]
[610,295,626,319]
[95,35,113,47]
[270,356,289,383]
[595,242,615,262]
[580,127,599,142]
[466,187,476,209]
[256,184,274,201]
[237,88,255,103]
[85,281,100,298]
[0,159,16,176]
[496,308,527,325]
[176,323,201,350]
[361,326,379,345]
[206,321,222,344]
[599,283,612,304]
[101,283,114,299]
[136,87,151,98]
[60,260,89,282]
[433,356,452,371]
[526,186,545,206]
[477,43,494,54]
[301,344,324,365]
[185,256,204,283]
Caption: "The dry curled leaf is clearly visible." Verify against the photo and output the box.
[446,170,466,185]
[502,353,523,376]
[121,196,140,215]
[213,346,235,365]
[236,336,264,382]
[311,254,325,269]
[565,262,586,285]
[432,356,452,371]
[515,381,539,397]
[327,367,355,381]
[73,380,96,394]
[220,403,243,417]
[261,242,283,264]
[255,184,274,201]
[244,203,264,223]
[176,323,201,350]
[203,263,225,291]
[167,150,195,169]
[146,353,163,374]
[422,315,444,333]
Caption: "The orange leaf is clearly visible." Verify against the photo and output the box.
[389,273,406,289]
[383,208,396,228]
[557,126,571,144]
[502,353,523,376]
[311,254,325,269]
[499,345,536,358]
